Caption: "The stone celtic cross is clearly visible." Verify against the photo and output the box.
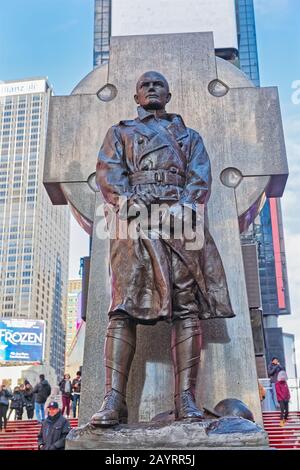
[44,33,288,425]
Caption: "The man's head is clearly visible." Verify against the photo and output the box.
[47,401,60,417]
[64,373,70,380]
[134,71,171,111]
[39,374,45,381]
[76,371,81,378]
[272,357,279,365]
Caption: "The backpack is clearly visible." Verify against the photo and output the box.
[41,382,51,399]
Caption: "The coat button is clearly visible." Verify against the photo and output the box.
[138,137,144,144]
[179,141,184,147]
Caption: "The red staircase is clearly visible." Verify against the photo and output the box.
[263,411,300,450]
[0,418,78,450]
[1,413,300,450]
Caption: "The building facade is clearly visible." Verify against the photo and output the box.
[65,279,82,357]
[236,0,291,367]
[0,78,70,378]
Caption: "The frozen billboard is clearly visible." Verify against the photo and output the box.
[0,319,45,364]
[111,0,238,51]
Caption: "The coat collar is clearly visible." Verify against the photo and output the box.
[136,107,188,141]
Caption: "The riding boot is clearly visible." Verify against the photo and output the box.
[171,317,204,420]
[91,317,136,427]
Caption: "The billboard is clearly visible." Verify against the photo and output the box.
[0,319,45,364]
[111,0,238,51]
[0,79,46,97]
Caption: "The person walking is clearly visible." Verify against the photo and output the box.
[7,386,25,421]
[275,371,291,427]
[71,371,81,418]
[23,380,35,420]
[258,382,266,402]
[33,375,51,423]
[268,357,285,409]
[0,384,12,431]
[59,374,72,418]
[37,401,71,450]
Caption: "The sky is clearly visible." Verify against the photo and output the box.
[1,1,299,366]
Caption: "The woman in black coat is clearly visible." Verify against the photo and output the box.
[23,381,35,420]
[0,384,12,431]
[8,386,25,420]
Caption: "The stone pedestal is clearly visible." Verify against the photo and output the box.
[65,417,269,450]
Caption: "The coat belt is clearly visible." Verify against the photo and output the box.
[129,170,185,187]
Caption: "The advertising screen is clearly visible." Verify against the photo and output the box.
[0,319,45,364]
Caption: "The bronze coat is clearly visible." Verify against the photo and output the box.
[96,107,234,323]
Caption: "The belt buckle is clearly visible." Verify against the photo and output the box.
[154,170,164,183]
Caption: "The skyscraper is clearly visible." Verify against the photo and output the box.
[94,0,111,67]
[236,0,291,367]
[93,0,292,369]
[65,279,82,356]
[0,78,70,378]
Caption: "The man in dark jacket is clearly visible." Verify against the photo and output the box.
[71,371,81,418]
[38,401,71,450]
[33,374,51,422]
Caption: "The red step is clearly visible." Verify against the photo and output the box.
[263,411,300,450]
[0,418,78,450]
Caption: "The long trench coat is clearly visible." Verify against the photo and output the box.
[96,106,234,323]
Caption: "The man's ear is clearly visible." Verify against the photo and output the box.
[134,94,139,105]
[166,93,172,104]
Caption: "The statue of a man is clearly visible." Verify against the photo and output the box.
[92,71,234,427]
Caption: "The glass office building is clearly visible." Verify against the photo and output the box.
[236,0,290,366]
[94,0,111,67]
[0,78,70,378]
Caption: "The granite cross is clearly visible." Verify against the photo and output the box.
[44,33,288,425]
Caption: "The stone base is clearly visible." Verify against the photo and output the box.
[66,417,269,450]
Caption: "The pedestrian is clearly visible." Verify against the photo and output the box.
[275,371,291,427]
[71,371,81,418]
[33,374,52,423]
[268,357,285,409]
[0,384,12,431]
[23,380,35,420]
[7,386,25,421]
[37,401,71,450]
[59,374,72,418]
[258,382,266,402]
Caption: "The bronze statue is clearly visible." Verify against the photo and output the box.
[91,71,234,427]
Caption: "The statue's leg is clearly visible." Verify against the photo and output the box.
[171,250,204,420]
[91,313,136,427]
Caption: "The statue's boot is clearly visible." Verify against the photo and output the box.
[171,317,205,420]
[91,317,136,427]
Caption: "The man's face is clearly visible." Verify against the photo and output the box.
[134,72,171,110]
[48,407,60,417]
[272,359,279,365]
